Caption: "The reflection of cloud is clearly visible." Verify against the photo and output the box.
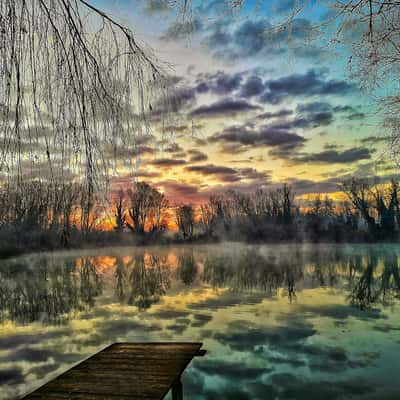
[0,368,24,385]
[194,359,271,380]
[150,309,191,319]
[0,330,70,348]
[188,292,266,311]
[2,245,399,400]
[0,348,53,363]
[296,304,386,320]
[166,323,188,334]
[214,320,316,352]
[191,313,212,327]
[94,319,161,337]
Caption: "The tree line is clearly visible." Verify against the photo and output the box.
[111,179,400,243]
[1,178,400,257]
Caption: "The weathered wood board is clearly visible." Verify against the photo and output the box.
[22,342,205,400]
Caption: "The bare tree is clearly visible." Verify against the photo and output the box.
[126,182,154,234]
[340,178,376,235]
[114,189,126,233]
[200,203,216,237]
[125,181,168,234]
[151,190,169,232]
[176,204,194,240]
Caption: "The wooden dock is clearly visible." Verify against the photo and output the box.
[22,342,206,400]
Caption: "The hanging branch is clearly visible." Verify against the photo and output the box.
[0,0,170,196]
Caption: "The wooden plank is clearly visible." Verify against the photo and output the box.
[22,342,205,400]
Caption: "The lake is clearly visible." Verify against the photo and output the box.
[0,243,400,399]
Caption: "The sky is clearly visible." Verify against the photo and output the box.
[92,0,395,204]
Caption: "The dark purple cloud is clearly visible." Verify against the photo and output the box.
[185,163,270,184]
[190,98,261,118]
[239,75,265,98]
[195,71,243,95]
[150,158,187,167]
[185,164,237,175]
[260,69,356,104]
[293,147,374,164]
[214,124,306,148]
[257,109,294,120]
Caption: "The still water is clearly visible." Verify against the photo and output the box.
[0,243,400,399]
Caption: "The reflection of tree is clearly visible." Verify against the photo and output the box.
[347,254,363,283]
[115,257,127,301]
[203,256,233,289]
[0,257,102,323]
[349,252,380,308]
[311,257,326,287]
[348,250,400,308]
[128,255,170,310]
[178,251,197,286]
[379,252,400,303]
[79,258,103,307]
[202,251,303,301]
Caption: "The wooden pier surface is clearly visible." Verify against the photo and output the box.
[22,342,206,400]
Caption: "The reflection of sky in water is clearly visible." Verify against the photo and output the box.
[0,244,400,399]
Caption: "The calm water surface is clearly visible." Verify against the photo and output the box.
[0,243,400,399]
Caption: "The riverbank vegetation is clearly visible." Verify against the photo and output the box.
[1,178,400,258]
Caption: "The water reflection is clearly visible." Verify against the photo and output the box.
[0,257,102,324]
[1,245,400,322]
[0,244,400,399]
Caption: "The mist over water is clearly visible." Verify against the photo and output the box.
[0,243,400,399]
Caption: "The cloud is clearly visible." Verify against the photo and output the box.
[213,124,306,158]
[360,135,387,144]
[150,158,187,167]
[185,164,240,182]
[164,143,185,154]
[296,101,332,114]
[152,85,197,115]
[195,71,243,95]
[239,168,271,181]
[219,142,251,155]
[239,75,265,98]
[188,149,208,162]
[293,147,373,164]
[275,0,302,13]
[233,19,272,57]
[257,109,294,120]
[190,98,261,118]
[161,18,203,41]
[260,69,356,104]
[143,0,171,15]
[201,15,321,61]
[158,180,204,203]
[202,18,232,49]
[270,112,334,130]
[185,163,270,184]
